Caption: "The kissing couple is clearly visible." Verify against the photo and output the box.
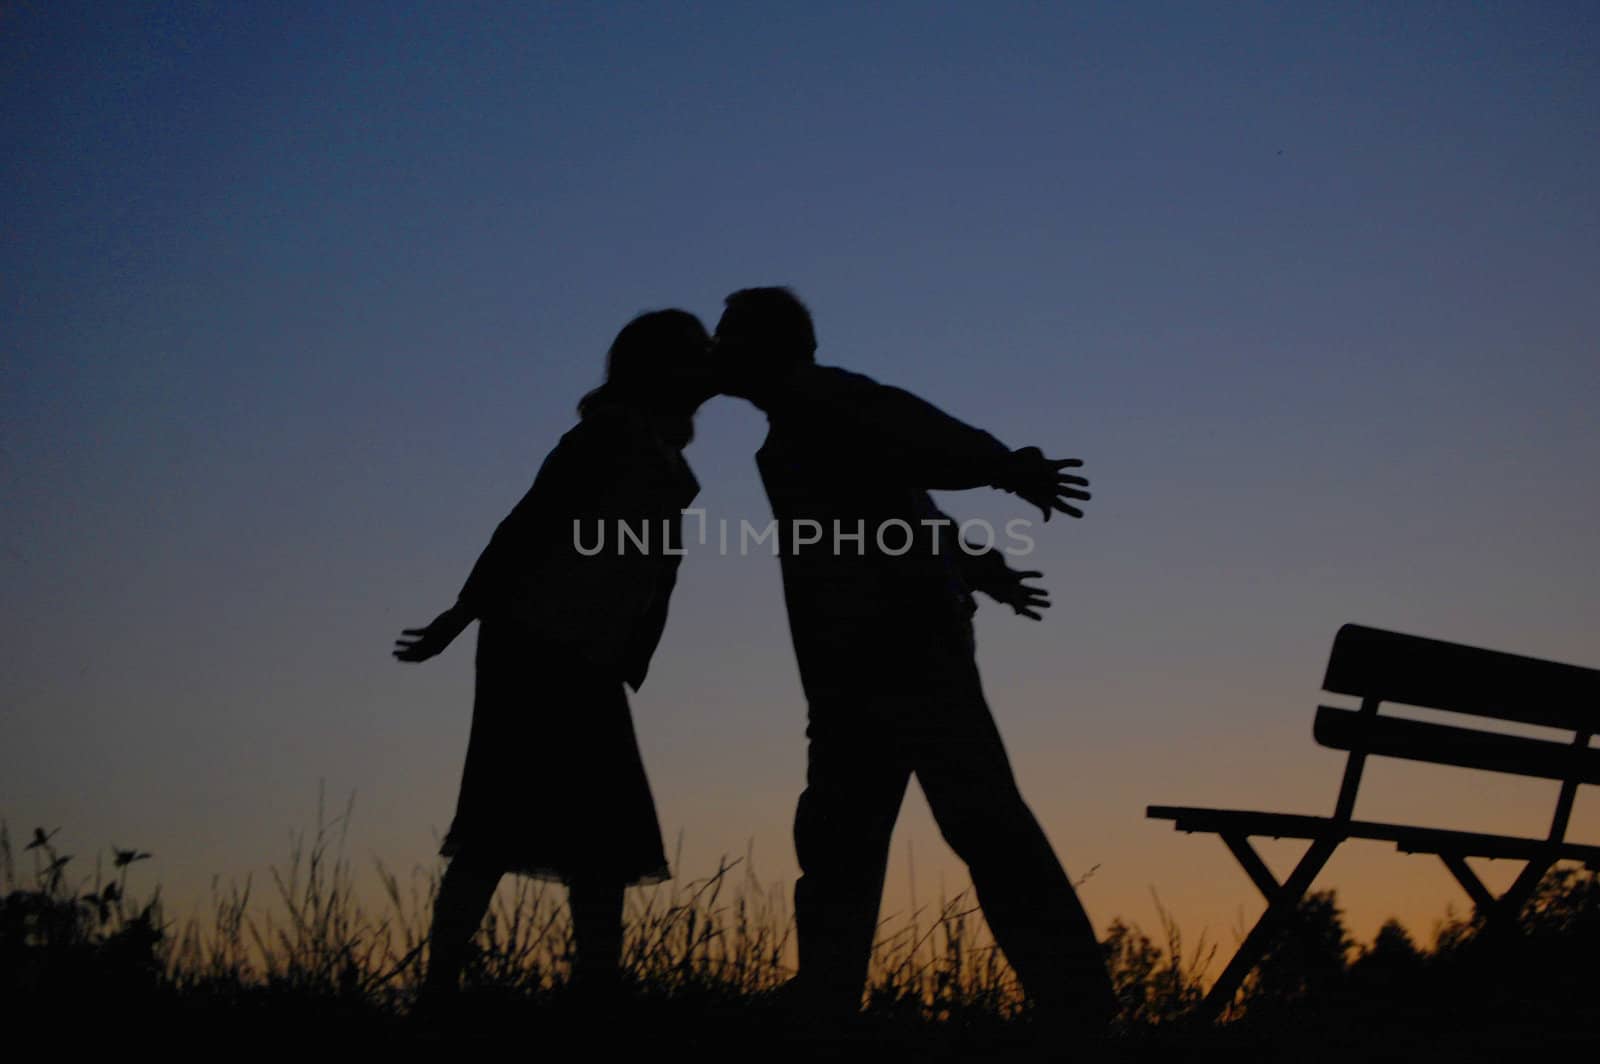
[394,287,1112,1031]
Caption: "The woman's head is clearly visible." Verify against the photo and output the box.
[578,309,713,431]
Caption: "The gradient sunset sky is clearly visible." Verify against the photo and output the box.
[5,2,1598,963]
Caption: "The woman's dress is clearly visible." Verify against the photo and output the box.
[438,404,697,885]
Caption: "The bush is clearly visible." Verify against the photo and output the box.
[0,824,164,1000]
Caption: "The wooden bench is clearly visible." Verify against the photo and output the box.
[1147,623,1600,1019]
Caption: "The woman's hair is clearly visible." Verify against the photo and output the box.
[577,309,708,418]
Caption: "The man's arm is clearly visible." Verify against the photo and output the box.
[929,505,1053,621]
[794,367,1091,519]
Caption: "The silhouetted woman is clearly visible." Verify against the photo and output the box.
[393,310,712,1000]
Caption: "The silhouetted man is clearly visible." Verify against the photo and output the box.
[713,287,1115,1028]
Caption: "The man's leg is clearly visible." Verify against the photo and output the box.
[792,695,912,1013]
[907,653,1115,1029]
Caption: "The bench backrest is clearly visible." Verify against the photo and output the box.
[1311,624,1600,842]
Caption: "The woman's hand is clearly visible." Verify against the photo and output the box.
[393,603,474,663]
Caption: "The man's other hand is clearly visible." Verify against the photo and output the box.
[979,564,1052,621]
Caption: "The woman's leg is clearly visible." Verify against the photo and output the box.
[422,854,502,997]
[568,879,626,983]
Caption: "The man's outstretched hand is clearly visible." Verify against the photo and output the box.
[1002,446,1090,521]
[976,563,1052,621]
[393,603,473,663]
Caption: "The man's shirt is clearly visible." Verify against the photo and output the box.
[754,364,1016,695]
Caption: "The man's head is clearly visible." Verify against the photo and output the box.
[713,286,816,402]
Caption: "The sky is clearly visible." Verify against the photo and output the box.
[4,1,1598,970]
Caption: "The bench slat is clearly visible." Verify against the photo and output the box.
[1323,624,1600,731]
[1145,805,1600,866]
[1313,705,1600,783]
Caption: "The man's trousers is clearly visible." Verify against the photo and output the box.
[792,641,1114,1022]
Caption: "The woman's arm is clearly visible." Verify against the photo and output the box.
[393,431,580,663]
[392,600,475,662]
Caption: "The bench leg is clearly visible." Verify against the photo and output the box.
[1440,853,1497,912]
[1199,836,1339,1021]
[1439,851,1554,930]
[1222,832,1282,901]
[1497,855,1553,923]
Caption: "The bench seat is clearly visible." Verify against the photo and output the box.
[1147,804,1600,868]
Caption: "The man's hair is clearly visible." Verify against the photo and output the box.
[723,286,817,361]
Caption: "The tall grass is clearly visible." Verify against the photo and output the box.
[7,794,1596,1050]
[3,791,1055,1017]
